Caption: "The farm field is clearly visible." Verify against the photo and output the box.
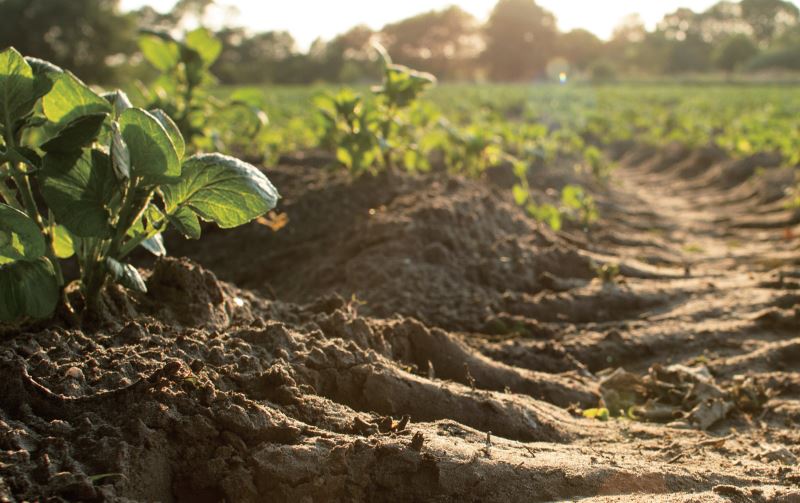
[229,83,800,172]
[1,14,800,500]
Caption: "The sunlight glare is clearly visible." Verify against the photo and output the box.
[121,0,728,50]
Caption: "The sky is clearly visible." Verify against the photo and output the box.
[120,0,747,49]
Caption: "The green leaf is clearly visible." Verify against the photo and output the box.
[512,184,528,206]
[0,203,45,264]
[40,149,116,238]
[119,108,180,184]
[149,109,185,159]
[0,257,59,322]
[106,257,147,293]
[25,57,63,76]
[561,184,584,210]
[0,48,36,126]
[110,121,130,180]
[220,101,268,138]
[138,33,181,72]
[102,90,133,118]
[128,203,162,235]
[124,203,165,257]
[40,113,108,152]
[42,71,111,125]
[185,28,222,67]
[168,206,201,239]
[336,146,354,169]
[52,225,74,259]
[511,160,528,179]
[528,203,562,232]
[25,56,62,108]
[181,48,206,87]
[163,153,279,229]
[7,146,41,171]
[140,234,166,256]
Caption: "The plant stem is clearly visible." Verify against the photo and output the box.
[4,124,66,288]
[118,210,165,259]
[83,257,106,311]
[107,185,152,259]
[380,102,396,170]
[118,229,155,259]
[81,238,107,312]
[9,167,39,222]
[0,178,23,211]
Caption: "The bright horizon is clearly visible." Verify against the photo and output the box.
[120,0,797,50]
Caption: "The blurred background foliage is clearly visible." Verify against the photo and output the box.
[2,0,800,85]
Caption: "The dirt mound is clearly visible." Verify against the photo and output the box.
[170,165,600,332]
[145,257,235,329]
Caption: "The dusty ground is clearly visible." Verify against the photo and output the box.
[1,144,799,502]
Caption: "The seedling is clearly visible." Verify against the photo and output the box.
[315,89,380,174]
[0,48,279,323]
[582,145,614,182]
[594,263,621,284]
[513,171,599,232]
[315,44,436,174]
[371,44,437,170]
[439,120,504,177]
[561,184,599,229]
[511,160,563,230]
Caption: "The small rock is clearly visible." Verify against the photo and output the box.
[65,367,84,381]
[712,485,744,498]
[410,432,425,451]
[762,447,798,465]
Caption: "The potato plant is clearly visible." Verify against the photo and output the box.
[0,48,279,322]
[513,176,598,232]
[136,28,267,150]
[315,89,380,174]
[512,171,563,231]
[316,44,436,174]
[438,120,504,178]
[560,184,599,228]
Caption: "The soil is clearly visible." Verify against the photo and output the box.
[1,145,799,502]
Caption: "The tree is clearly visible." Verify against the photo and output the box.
[212,29,298,84]
[740,0,800,44]
[612,14,648,43]
[381,6,481,80]
[0,0,135,83]
[170,0,216,23]
[698,2,753,43]
[605,14,656,74]
[312,25,378,83]
[714,33,760,71]
[134,0,218,31]
[483,0,557,81]
[556,29,604,70]
[665,33,713,73]
[657,7,702,41]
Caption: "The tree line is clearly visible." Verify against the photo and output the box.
[1,0,799,85]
